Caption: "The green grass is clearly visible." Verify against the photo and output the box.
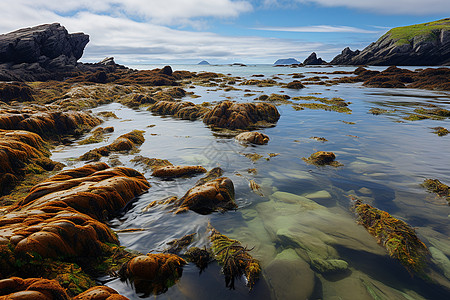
[382,18,450,45]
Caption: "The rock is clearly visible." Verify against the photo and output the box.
[303,52,327,65]
[273,58,300,65]
[330,18,450,66]
[118,253,185,295]
[0,277,71,300]
[151,165,207,178]
[149,101,209,120]
[0,82,35,103]
[285,80,304,89]
[73,286,128,300]
[263,249,315,300]
[203,100,280,130]
[235,131,269,145]
[302,151,342,167]
[0,106,101,138]
[198,60,210,65]
[175,177,236,214]
[79,130,145,161]
[0,23,88,65]
[0,130,60,195]
[308,252,348,274]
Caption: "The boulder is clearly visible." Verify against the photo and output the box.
[235,131,269,145]
[151,165,207,178]
[175,177,236,214]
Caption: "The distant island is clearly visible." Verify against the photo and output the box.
[330,18,450,66]
[198,60,210,65]
[274,58,300,65]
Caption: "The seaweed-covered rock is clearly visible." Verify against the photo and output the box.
[0,277,71,300]
[353,199,429,275]
[203,101,280,130]
[73,286,128,300]
[149,101,209,120]
[131,155,172,171]
[209,225,260,289]
[0,130,59,195]
[152,165,207,179]
[0,82,35,103]
[118,253,185,296]
[285,81,305,89]
[0,107,101,138]
[235,131,269,145]
[422,178,450,204]
[175,177,236,214]
[302,151,342,167]
[79,130,145,161]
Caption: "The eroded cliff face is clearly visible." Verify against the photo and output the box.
[331,18,450,66]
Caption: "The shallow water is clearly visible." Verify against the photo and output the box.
[52,65,450,299]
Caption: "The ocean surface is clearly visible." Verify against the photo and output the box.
[52,64,450,299]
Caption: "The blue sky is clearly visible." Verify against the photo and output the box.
[1,0,449,64]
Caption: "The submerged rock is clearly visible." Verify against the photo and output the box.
[79,130,145,161]
[422,178,450,204]
[203,100,280,130]
[263,249,315,300]
[118,253,186,296]
[152,165,207,179]
[235,131,269,145]
[175,177,236,214]
[302,151,343,167]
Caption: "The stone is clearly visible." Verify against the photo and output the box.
[203,100,280,130]
[235,131,269,145]
[175,177,236,214]
[263,249,315,300]
[151,165,207,178]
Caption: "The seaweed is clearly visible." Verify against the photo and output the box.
[209,224,260,289]
[422,179,450,204]
[302,151,343,167]
[431,126,449,136]
[352,199,429,275]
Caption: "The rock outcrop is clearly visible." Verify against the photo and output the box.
[203,101,280,130]
[303,52,327,65]
[0,23,88,65]
[330,18,450,66]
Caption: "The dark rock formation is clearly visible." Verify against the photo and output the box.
[329,47,361,65]
[198,60,210,65]
[0,24,130,82]
[303,52,327,65]
[274,58,300,65]
[0,23,88,64]
[330,18,450,66]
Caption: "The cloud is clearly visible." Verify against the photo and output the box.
[253,25,379,33]
[0,1,337,64]
[296,0,450,15]
[5,0,253,26]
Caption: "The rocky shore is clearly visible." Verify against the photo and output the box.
[1,23,450,300]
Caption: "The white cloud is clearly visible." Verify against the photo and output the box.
[0,4,330,64]
[4,0,253,26]
[253,25,379,33]
[296,0,450,15]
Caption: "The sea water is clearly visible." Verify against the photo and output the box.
[51,64,450,299]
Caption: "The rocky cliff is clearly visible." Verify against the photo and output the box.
[330,18,450,66]
[0,23,115,81]
[303,52,327,65]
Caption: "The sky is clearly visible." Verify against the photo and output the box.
[0,0,449,65]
